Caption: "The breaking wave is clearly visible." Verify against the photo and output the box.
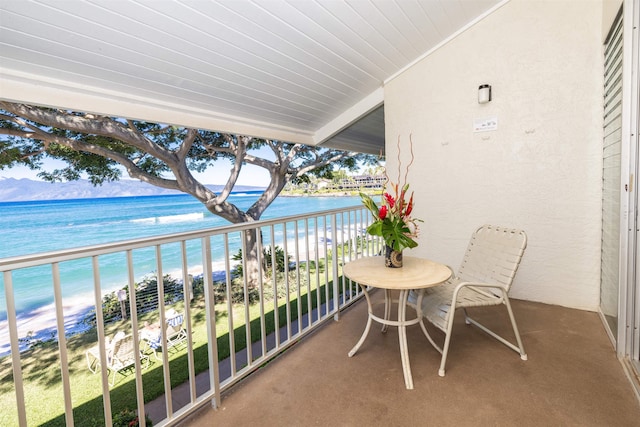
[131,212,205,224]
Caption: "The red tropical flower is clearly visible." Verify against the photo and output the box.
[379,205,388,219]
[384,193,395,208]
[405,194,414,217]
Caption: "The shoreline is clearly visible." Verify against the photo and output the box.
[0,264,227,356]
[0,241,336,358]
[0,270,218,358]
[0,246,328,356]
[279,190,378,198]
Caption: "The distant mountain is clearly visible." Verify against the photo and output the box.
[0,177,266,202]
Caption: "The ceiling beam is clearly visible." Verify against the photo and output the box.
[312,87,384,146]
[0,68,316,145]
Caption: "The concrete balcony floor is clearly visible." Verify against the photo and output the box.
[184,290,640,426]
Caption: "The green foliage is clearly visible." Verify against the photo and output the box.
[225,245,291,304]
[211,276,261,305]
[231,245,289,278]
[82,274,187,326]
[365,216,418,251]
[298,259,325,272]
[262,245,288,273]
[111,409,153,427]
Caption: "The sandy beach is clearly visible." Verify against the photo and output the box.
[0,263,222,356]
[0,245,328,356]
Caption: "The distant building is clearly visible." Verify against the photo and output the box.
[336,175,385,190]
[316,180,330,190]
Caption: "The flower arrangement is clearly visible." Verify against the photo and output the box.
[360,135,421,253]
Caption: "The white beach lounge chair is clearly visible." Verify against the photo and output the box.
[408,224,528,376]
[165,311,188,348]
[141,309,188,360]
[86,331,150,386]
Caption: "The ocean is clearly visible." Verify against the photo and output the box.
[0,193,361,353]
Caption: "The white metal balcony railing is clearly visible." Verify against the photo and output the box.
[0,205,379,427]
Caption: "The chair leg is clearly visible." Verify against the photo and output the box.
[503,296,527,360]
[86,351,96,373]
[438,309,457,377]
[464,297,527,359]
[463,308,471,324]
[138,352,149,369]
[415,289,443,354]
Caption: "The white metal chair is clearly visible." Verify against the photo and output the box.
[86,331,150,385]
[408,224,528,376]
[141,309,188,360]
[165,310,188,349]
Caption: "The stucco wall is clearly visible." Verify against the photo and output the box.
[383,0,604,310]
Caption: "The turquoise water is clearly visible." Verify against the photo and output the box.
[0,193,360,352]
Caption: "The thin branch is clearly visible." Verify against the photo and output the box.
[396,135,402,185]
[243,153,274,170]
[0,127,43,141]
[176,129,198,160]
[0,113,55,142]
[267,140,284,163]
[404,133,415,186]
[218,135,248,202]
[284,143,302,163]
[295,151,351,176]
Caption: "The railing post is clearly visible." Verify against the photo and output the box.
[4,271,27,427]
[156,245,174,418]
[92,256,112,426]
[331,214,340,321]
[202,236,220,410]
[181,241,197,403]
[51,263,73,427]
[126,251,147,427]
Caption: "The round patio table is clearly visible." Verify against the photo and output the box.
[343,256,452,389]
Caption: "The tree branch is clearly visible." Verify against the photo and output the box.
[242,153,275,170]
[218,135,248,202]
[176,128,198,160]
[0,102,176,163]
[295,151,353,177]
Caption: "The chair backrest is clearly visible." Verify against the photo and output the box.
[457,225,527,292]
[111,334,136,366]
[166,313,184,338]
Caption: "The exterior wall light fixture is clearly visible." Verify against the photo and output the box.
[478,84,492,104]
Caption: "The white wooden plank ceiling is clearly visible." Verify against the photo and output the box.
[0,0,502,154]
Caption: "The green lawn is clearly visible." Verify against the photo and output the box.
[0,265,355,426]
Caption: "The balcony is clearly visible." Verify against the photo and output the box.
[184,293,640,426]
[1,206,639,426]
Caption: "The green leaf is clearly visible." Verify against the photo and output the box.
[378,217,418,252]
[366,221,383,237]
[359,192,380,219]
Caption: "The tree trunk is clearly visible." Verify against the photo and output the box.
[241,228,262,292]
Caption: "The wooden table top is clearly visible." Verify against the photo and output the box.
[342,256,452,290]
